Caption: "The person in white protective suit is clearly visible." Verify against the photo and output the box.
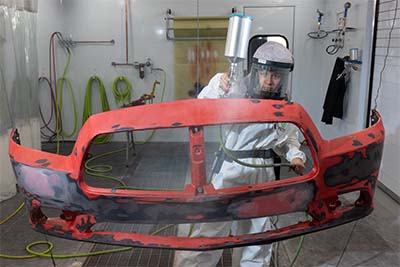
[174,41,306,267]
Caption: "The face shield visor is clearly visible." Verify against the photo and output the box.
[248,59,293,100]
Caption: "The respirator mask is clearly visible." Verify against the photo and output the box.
[248,58,293,100]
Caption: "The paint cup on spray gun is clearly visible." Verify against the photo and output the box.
[349,48,359,61]
[224,14,253,94]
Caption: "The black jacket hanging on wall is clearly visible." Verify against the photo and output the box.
[321,57,347,124]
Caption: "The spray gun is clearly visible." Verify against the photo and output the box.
[326,2,352,55]
[307,9,328,39]
[317,9,324,32]
[224,14,253,88]
[342,2,351,30]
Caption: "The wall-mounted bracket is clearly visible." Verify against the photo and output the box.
[59,37,114,49]
[111,58,153,79]
[165,9,229,41]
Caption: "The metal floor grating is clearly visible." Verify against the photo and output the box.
[82,223,232,267]
[80,141,308,267]
[82,142,232,266]
[83,223,177,267]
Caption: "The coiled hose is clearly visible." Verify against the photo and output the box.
[82,75,112,144]
[112,76,131,107]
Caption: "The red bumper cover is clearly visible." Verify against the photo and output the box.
[9,99,384,250]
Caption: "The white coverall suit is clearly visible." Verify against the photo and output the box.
[174,73,306,267]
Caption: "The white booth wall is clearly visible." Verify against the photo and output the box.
[372,0,400,197]
[311,0,375,139]
[24,0,400,200]
[37,0,397,196]
[37,0,375,142]
[2,1,395,202]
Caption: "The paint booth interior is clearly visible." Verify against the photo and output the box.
[0,0,399,267]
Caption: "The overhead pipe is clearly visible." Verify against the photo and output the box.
[110,0,154,80]
[112,0,134,67]
[125,0,129,63]
[72,39,115,45]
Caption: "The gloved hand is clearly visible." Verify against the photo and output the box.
[219,73,230,92]
[290,158,305,175]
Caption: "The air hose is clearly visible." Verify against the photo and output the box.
[84,145,128,187]
[84,143,180,191]
[54,52,78,154]
[269,215,306,267]
[326,44,341,55]
[218,125,293,169]
[0,203,174,259]
[112,76,131,107]
[289,235,305,267]
[216,125,306,267]
[56,52,78,138]
[84,70,167,186]
[38,77,57,141]
[0,202,25,225]
[82,75,112,144]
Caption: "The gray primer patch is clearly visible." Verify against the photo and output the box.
[273,104,284,109]
[352,140,363,147]
[324,142,383,187]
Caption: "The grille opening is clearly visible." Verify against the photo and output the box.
[81,122,314,191]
